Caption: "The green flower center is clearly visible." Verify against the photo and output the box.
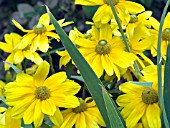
[142,87,158,104]
[95,40,111,55]
[162,28,170,41]
[129,14,138,23]
[72,98,88,113]
[105,0,119,5]
[35,86,50,101]
[33,24,47,34]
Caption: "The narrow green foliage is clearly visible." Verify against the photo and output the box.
[3,61,22,74]
[102,86,125,128]
[130,81,153,87]
[157,0,170,127]
[107,0,141,76]
[46,5,125,128]
[164,43,170,125]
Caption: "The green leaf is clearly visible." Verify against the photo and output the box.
[129,81,152,87]
[71,75,84,82]
[46,5,125,128]
[3,61,23,74]
[102,86,125,127]
[157,0,170,127]
[164,43,170,125]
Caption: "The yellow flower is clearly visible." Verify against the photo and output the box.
[0,33,43,70]
[5,61,81,127]
[74,24,135,80]
[126,23,155,68]
[75,0,145,25]
[0,107,21,128]
[12,13,73,52]
[149,12,170,57]
[116,82,161,128]
[52,97,105,128]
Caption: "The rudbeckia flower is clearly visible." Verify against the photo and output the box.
[52,97,105,128]
[116,82,161,128]
[5,61,81,127]
[0,33,43,70]
[12,13,73,52]
[149,12,170,57]
[126,23,155,68]
[75,0,145,25]
[74,24,135,79]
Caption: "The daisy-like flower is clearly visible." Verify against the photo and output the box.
[149,12,170,57]
[0,33,43,70]
[52,97,105,128]
[74,24,135,79]
[5,61,81,127]
[75,0,145,25]
[126,23,155,68]
[0,107,21,128]
[116,82,161,128]
[12,13,73,52]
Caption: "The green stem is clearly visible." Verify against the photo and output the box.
[47,50,55,74]
[107,0,141,76]
[82,84,87,100]
[157,0,170,127]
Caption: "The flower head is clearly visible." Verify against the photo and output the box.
[74,24,135,79]
[116,82,161,128]
[0,33,43,70]
[52,97,105,128]
[12,13,73,52]
[5,61,81,127]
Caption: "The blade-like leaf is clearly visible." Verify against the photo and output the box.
[46,6,125,128]
[130,81,153,87]
[3,61,22,74]
[164,43,170,124]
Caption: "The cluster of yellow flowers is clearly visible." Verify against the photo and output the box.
[0,0,169,127]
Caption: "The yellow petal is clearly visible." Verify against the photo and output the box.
[92,26,100,41]
[60,112,74,128]
[118,1,145,14]
[101,54,113,76]
[146,104,161,128]
[38,34,49,52]
[0,42,13,53]
[34,61,49,87]
[14,50,24,64]
[19,33,37,49]
[75,0,104,5]
[41,99,56,115]
[149,17,160,31]
[0,107,7,113]
[53,80,80,95]
[75,113,86,128]
[91,54,104,78]
[163,12,170,29]
[23,100,36,124]
[4,53,15,70]
[44,72,67,90]
[38,13,50,26]
[100,24,112,41]
[12,19,32,32]
[45,32,60,41]
[5,108,21,128]
[49,107,63,127]
[138,11,152,21]
[23,50,34,60]
[16,73,33,82]
[30,34,41,52]
[34,100,44,127]
[74,38,96,48]
[32,52,43,65]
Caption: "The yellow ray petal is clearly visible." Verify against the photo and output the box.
[34,61,49,87]
[101,54,113,76]
[75,113,86,128]
[42,99,56,115]
[75,0,104,5]
[38,13,50,26]
[14,50,24,64]
[38,34,49,52]
[34,100,44,127]
[30,34,41,52]
[100,24,112,41]
[163,12,170,29]
[32,52,43,65]
[12,19,32,32]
